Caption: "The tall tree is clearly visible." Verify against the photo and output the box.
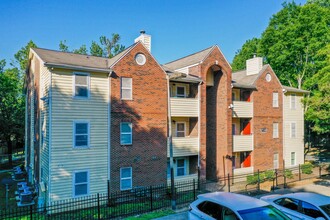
[99,34,125,58]
[73,45,88,55]
[232,38,260,71]
[13,40,37,74]
[59,40,69,52]
[90,41,104,57]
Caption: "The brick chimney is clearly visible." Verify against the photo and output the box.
[246,56,263,75]
[134,30,151,52]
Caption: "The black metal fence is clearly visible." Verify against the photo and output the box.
[1,163,329,219]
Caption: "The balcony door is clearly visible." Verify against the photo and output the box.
[176,122,185,137]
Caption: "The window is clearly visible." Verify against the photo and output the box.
[273,92,279,107]
[120,167,132,190]
[176,159,186,176]
[291,152,296,166]
[74,73,89,98]
[74,171,89,197]
[197,201,224,220]
[273,153,279,169]
[176,86,185,98]
[291,122,296,138]
[120,122,132,145]
[301,201,326,219]
[121,78,132,100]
[290,94,296,109]
[176,122,185,137]
[275,198,299,211]
[273,123,279,138]
[74,121,89,148]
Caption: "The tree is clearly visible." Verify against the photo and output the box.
[232,38,260,71]
[59,40,69,52]
[73,45,88,55]
[0,66,24,165]
[90,41,104,57]
[13,40,37,74]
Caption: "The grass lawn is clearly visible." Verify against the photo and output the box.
[0,170,18,209]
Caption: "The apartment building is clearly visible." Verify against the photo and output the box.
[25,32,307,206]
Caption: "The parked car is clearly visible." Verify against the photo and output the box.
[260,192,330,220]
[188,192,291,220]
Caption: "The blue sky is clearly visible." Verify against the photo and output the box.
[1,0,306,66]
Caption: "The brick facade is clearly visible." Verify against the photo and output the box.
[110,43,168,191]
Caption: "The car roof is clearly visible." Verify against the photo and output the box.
[197,192,269,211]
[283,193,330,206]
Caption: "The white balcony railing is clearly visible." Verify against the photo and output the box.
[232,101,253,118]
[168,137,199,157]
[233,135,253,152]
[170,98,199,117]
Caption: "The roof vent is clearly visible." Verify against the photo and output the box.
[134,30,151,52]
[246,56,263,75]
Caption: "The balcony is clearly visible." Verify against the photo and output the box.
[233,135,253,152]
[232,101,253,118]
[233,167,254,176]
[168,137,199,157]
[170,98,198,117]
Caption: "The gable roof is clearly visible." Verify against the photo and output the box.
[164,46,214,70]
[31,43,137,73]
[162,65,203,83]
[231,65,270,89]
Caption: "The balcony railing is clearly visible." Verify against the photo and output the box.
[233,166,254,176]
[170,98,199,117]
[168,137,199,157]
[233,135,253,152]
[232,101,253,118]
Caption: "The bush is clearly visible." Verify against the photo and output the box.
[284,169,294,179]
[264,170,275,180]
[301,163,313,174]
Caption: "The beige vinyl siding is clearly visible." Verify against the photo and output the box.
[40,65,51,185]
[50,69,109,201]
[283,92,305,166]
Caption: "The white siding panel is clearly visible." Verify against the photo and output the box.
[233,135,254,152]
[168,137,198,157]
[283,93,305,166]
[50,70,109,201]
[170,98,198,117]
[232,101,253,118]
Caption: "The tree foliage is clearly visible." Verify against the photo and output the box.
[232,38,260,71]
[59,34,125,58]
[14,40,37,74]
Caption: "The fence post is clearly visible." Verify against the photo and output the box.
[97,193,100,220]
[299,164,301,181]
[107,180,110,206]
[30,205,33,220]
[275,169,278,187]
[193,179,196,200]
[284,171,287,188]
[150,186,153,211]
[227,173,230,192]
[257,170,260,192]
[319,166,322,177]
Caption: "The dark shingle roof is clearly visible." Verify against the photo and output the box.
[164,46,214,70]
[31,44,136,72]
[162,65,202,83]
[232,65,269,89]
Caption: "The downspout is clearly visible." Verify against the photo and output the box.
[25,94,28,168]
[197,81,202,181]
[166,75,176,210]
[48,70,52,207]
[107,71,112,190]
[282,88,287,168]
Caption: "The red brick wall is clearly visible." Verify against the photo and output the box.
[110,43,168,191]
[252,66,283,171]
[189,47,232,179]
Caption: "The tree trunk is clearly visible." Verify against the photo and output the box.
[6,138,13,167]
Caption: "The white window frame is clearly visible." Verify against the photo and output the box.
[291,122,296,138]
[176,85,186,98]
[73,170,89,197]
[120,122,132,145]
[273,153,279,169]
[290,94,296,109]
[273,92,279,107]
[273,123,279,138]
[121,77,132,100]
[73,121,90,148]
[176,158,186,176]
[291,152,296,166]
[176,122,186,137]
[73,72,90,98]
[120,167,132,191]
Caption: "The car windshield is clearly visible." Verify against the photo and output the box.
[320,204,330,217]
[238,205,291,220]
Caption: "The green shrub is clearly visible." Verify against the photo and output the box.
[264,170,275,180]
[247,174,259,185]
[301,163,313,174]
[284,169,294,179]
